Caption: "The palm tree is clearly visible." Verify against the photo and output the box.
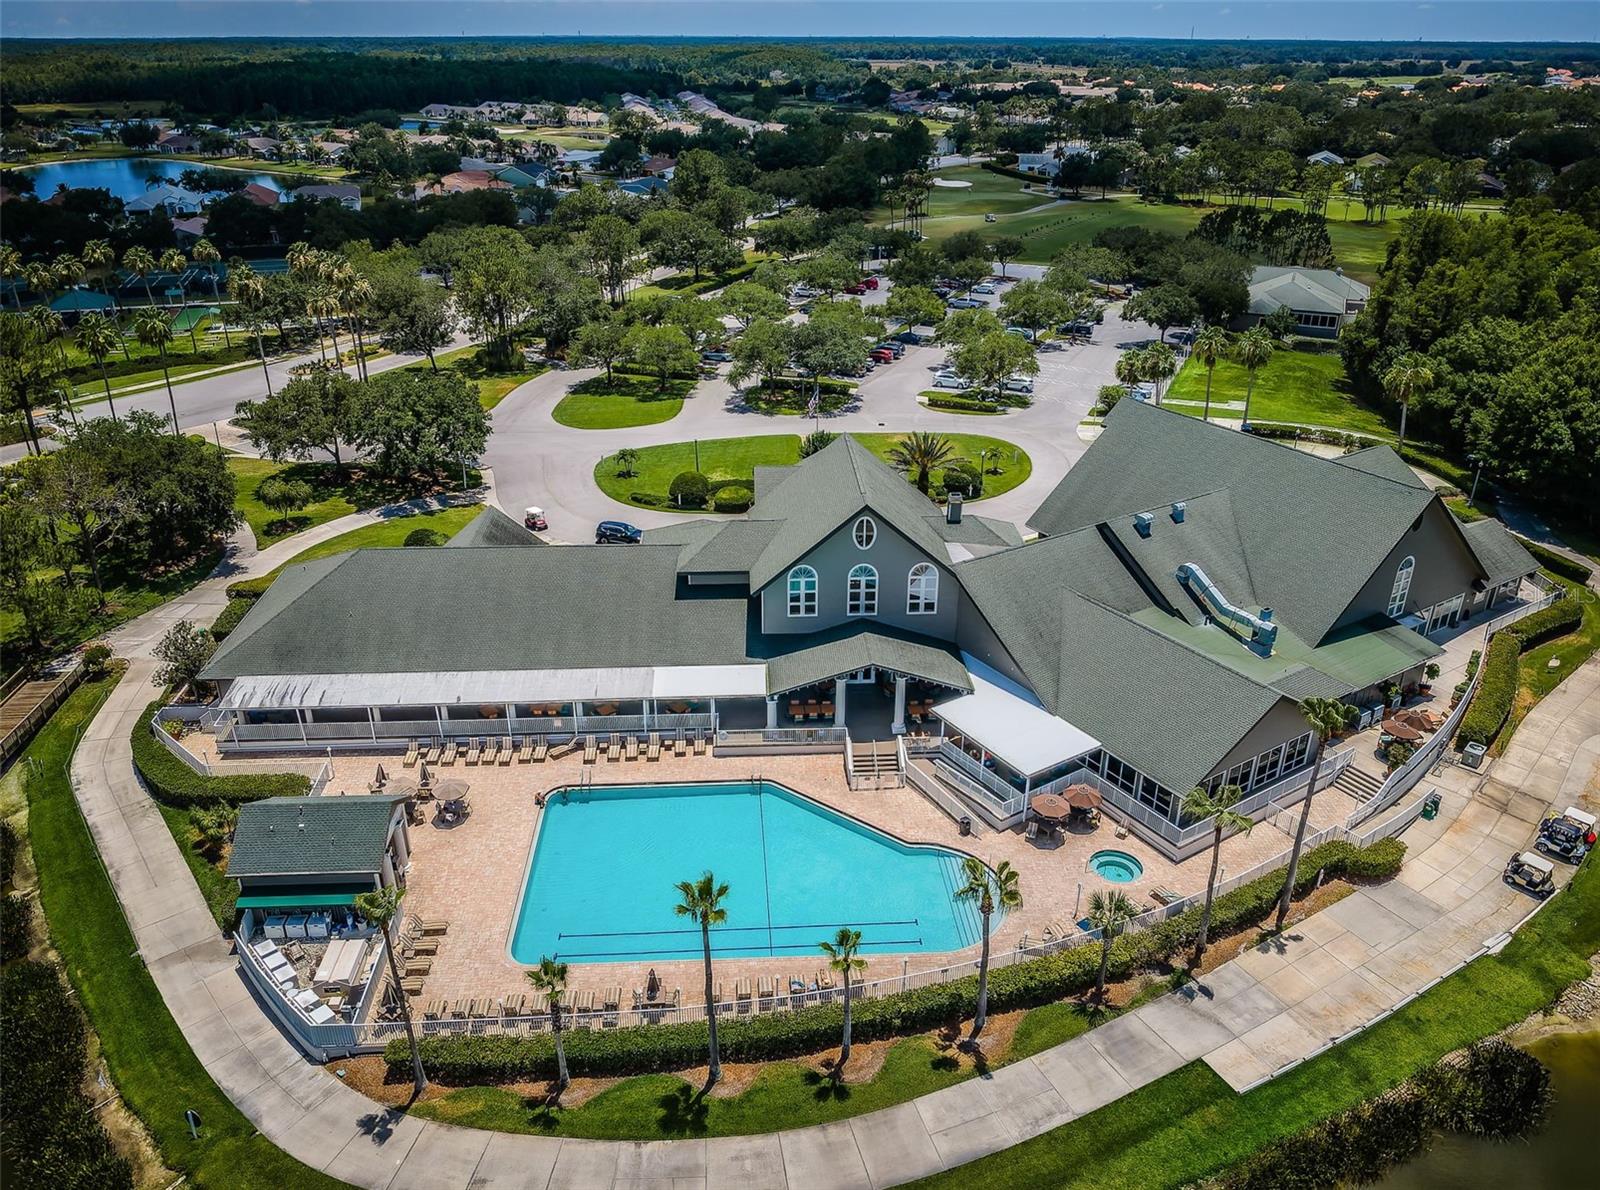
[1191,325,1231,422]
[674,871,729,1085]
[1086,889,1137,1001]
[887,431,954,495]
[1114,347,1144,396]
[123,246,158,309]
[52,253,86,314]
[80,238,116,298]
[0,244,21,309]
[191,238,230,348]
[231,265,274,395]
[159,249,195,350]
[818,928,867,1067]
[24,262,57,323]
[954,857,1022,1042]
[75,312,123,422]
[353,886,427,1099]
[339,274,375,381]
[27,304,69,370]
[1180,784,1251,968]
[1232,326,1275,428]
[1140,342,1177,405]
[1274,697,1358,932]
[132,309,180,435]
[285,240,318,277]
[306,285,342,365]
[1382,354,1434,452]
[526,956,571,1089]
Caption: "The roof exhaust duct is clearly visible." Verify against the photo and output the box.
[1171,501,1186,523]
[1133,512,1153,538]
[1176,562,1279,656]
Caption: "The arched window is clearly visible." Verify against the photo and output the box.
[907,563,938,615]
[852,515,877,549]
[847,564,878,616]
[1387,556,1415,617]
[787,565,817,617]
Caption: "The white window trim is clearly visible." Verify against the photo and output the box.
[907,563,938,615]
[787,565,817,618]
[1387,556,1415,618]
[847,563,878,617]
[852,515,877,550]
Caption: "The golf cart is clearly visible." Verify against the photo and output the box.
[1503,850,1556,899]
[1536,806,1597,862]
[523,506,548,532]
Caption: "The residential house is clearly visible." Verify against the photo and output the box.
[172,215,209,244]
[200,419,1536,859]
[240,181,282,207]
[291,182,362,211]
[1235,265,1371,337]
[1306,150,1346,167]
[124,183,208,215]
[493,164,551,190]
[638,155,678,179]
[436,170,511,194]
[155,131,199,154]
[618,176,670,198]
[1015,143,1092,178]
[241,136,285,159]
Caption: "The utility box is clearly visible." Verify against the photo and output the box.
[1422,792,1442,820]
[1462,742,1488,769]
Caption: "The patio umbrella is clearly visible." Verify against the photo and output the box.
[384,781,418,801]
[434,778,470,801]
[1029,793,1072,821]
[1063,784,1102,810]
[1380,719,1423,743]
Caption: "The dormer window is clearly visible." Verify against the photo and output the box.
[847,564,878,616]
[852,516,877,549]
[787,565,817,617]
[1387,556,1415,618]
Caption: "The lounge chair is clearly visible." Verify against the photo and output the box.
[673,731,688,757]
[404,956,432,977]
[501,992,526,1018]
[407,913,449,936]
[527,991,549,1017]
[400,932,440,957]
[467,998,489,1019]
[1150,886,1184,906]
[569,989,595,1027]
[403,739,420,767]
[465,738,482,765]
[757,975,777,1006]
[401,976,424,996]
[625,734,640,761]
[518,736,534,762]
[582,735,598,764]
[423,997,447,1020]
[646,732,661,761]
[423,740,442,764]
[1025,820,1040,841]
[607,733,623,761]
[498,737,513,765]
[449,999,471,1019]
[533,736,549,762]
[440,740,458,765]
[693,730,708,755]
[735,977,753,1011]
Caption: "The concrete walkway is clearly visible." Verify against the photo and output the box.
[65,522,1599,1186]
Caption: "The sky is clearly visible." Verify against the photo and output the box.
[3,2,1597,44]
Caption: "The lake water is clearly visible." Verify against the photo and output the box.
[19,157,290,201]
[1374,1028,1600,1189]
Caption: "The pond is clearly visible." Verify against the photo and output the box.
[1373,1028,1600,1189]
[18,157,292,202]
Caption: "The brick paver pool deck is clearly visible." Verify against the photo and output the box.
[69,530,1599,1188]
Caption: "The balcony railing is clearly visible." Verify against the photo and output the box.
[219,712,716,748]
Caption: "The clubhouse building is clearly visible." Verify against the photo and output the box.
[201,403,1538,858]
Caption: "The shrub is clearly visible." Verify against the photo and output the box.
[1419,1039,1552,1138]
[1456,631,1521,747]
[209,596,254,642]
[131,698,310,808]
[629,492,666,507]
[389,836,1401,1084]
[226,574,273,599]
[668,470,710,508]
[942,460,982,496]
[0,893,32,958]
[1383,740,1415,769]
[81,643,112,677]
[403,528,447,547]
[1502,593,1581,648]
[1344,837,1407,880]
[711,486,753,513]
[0,819,17,885]
[925,393,1004,414]
[1523,542,1593,585]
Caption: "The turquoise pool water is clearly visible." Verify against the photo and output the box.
[510,782,985,964]
[1089,849,1144,882]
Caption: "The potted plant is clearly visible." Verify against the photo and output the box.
[1384,740,1415,772]
[1383,681,1402,710]
[1420,663,1441,695]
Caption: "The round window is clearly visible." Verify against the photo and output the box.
[853,516,877,549]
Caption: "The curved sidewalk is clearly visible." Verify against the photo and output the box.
[69,525,1599,1186]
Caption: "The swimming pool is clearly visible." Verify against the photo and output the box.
[509,782,986,964]
[1088,849,1144,883]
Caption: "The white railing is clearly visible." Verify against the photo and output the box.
[234,931,381,1059]
[928,755,1027,825]
[220,712,718,749]
[715,726,848,750]
[906,761,983,828]
[934,741,1028,810]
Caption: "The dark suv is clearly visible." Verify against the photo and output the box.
[595,521,643,544]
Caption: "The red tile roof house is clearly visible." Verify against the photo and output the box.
[435,170,513,194]
[240,182,281,206]
[638,155,678,177]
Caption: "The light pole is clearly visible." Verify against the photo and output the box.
[1468,455,1483,507]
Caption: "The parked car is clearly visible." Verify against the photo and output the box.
[972,282,997,295]
[1536,807,1597,862]
[874,341,905,357]
[933,372,970,390]
[1005,326,1036,341]
[1059,320,1095,338]
[933,286,954,299]
[861,276,880,290]
[1503,850,1556,898]
[946,297,984,309]
[790,285,819,299]
[523,506,548,532]
[595,521,642,545]
[700,350,734,363]
[870,348,895,364]
[893,330,927,345]
[844,282,869,295]
[1003,375,1035,394]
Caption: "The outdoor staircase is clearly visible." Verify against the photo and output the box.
[1333,765,1386,805]
[848,740,903,788]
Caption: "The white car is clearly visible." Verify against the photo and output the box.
[971,282,997,295]
[1003,375,1034,394]
[933,372,970,390]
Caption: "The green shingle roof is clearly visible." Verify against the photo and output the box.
[227,796,398,878]
[759,625,972,694]
[1027,402,1438,645]
[446,506,542,548]
[1459,518,1539,587]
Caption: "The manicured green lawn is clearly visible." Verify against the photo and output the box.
[552,373,691,429]
[407,344,546,410]
[1500,572,1600,750]
[18,678,346,1189]
[908,856,1600,1189]
[1164,347,1394,438]
[230,504,486,596]
[628,253,773,301]
[873,166,1051,220]
[594,433,1032,512]
[156,801,239,929]
[228,457,363,546]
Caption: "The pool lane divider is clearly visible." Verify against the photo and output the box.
[754,781,778,957]
[558,919,923,940]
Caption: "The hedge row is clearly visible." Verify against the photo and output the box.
[387,837,1403,1083]
[0,960,134,1189]
[925,393,1006,415]
[209,596,255,642]
[226,573,275,598]
[1219,1040,1550,1190]
[131,698,310,808]
[981,161,1049,185]
[1523,541,1593,585]
[1455,594,1582,747]
[0,818,16,885]
[0,893,32,959]
[758,376,857,397]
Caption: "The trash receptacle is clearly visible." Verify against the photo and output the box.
[1422,792,1441,820]
[959,816,973,837]
[1463,742,1487,769]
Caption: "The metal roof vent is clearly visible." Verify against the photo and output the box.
[946,493,963,524]
[1133,512,1153,538]
[1171,501,1186,524]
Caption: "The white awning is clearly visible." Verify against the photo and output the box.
[219,666,769,710]
[932,654,1100,776]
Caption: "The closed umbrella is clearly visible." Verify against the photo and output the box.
[374,762,387,785]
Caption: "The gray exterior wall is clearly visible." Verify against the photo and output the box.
[1328,499,1483,637]
[757,516,960,639]
[954,599,1032,687]
[1203,698,1311,783]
